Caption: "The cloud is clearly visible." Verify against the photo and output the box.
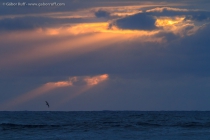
[0,16,61,31]
[107,7,206,32]
[2,5,209,32]
[108,7,210,32]
[45,81,73,87]
[173,25,210,74]
[146,7,210,21]
[146,7,189,13]
[185,14,210,21]
[45,74,109,87]
[95,10,110,18]
[84,74,109,85]
[0,16,101,31]
[110,13,157,30]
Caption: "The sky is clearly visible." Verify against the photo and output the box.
[0,0,210,111]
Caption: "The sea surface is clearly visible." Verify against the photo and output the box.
[1,111,210,140]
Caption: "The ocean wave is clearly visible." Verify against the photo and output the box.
[136,122,162,127]
[174,122,210,128]
[0,123,65,130]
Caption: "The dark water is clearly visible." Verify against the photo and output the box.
[1,111,210,140]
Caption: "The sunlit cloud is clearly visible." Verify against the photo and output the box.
[155,16,200,36]
[91,3,180,16]
[155,16,185,26]
[45,81,72,87]
[84,74,109,86]
[146,7,189,13]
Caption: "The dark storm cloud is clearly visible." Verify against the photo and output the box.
[95,10,110,18]
[0,16,54,31]
[168,23,210,76]
[184,14,210,21]
[0,16,97,31]
[110,13,157,30]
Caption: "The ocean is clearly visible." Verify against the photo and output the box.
[1,111,210,140]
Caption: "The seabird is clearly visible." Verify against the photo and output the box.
[45,101,49,108]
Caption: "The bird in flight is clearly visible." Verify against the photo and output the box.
[45,101,49,108]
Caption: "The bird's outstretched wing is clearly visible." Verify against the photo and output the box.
[45,101,49,108]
